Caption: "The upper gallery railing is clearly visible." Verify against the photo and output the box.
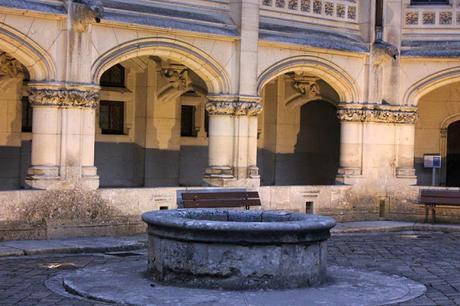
[260,0,358,23]
[404,0,460,28]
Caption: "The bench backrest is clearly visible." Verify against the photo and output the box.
[182,191,261,208]
[419,189,460,205]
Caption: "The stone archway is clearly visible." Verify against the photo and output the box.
[92,44,220,187]
[91,37,231,95]
[0,23,56,81]
[257,71,341,186]
[257,55,359,103]
[0,25,56,190]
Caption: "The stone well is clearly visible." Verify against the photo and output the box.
[142,209,336,290]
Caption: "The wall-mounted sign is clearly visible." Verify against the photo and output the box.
[424,154,442,169]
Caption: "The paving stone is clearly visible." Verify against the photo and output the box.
[0,246,23,257]
[0,232,457,305]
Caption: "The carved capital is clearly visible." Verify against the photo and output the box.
[28,83,100,109]
[337,103,418,124]
[206,95,263,116]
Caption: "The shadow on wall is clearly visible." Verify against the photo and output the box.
[0,141,31,191]
[259,101,340,186]
[95,142,208,188]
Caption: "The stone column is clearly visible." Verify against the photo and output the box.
[204,95,262,187]
[395,122,417,181]
[336,120,363,183]
[25,83,100,190]
[336,103,418,185]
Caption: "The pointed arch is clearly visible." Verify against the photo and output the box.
[257,55,359,102]
[91,37,230,94]
[0,23,56,81]
[404,66,460,106]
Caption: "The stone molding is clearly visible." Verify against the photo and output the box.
[28,83,100,109]
[396,167,416,178]
[337,103,418,124]
[206,95,263,116]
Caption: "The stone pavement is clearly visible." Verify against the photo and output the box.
[0,221,459,258]
[0,235,146,257]
[0,223,459,305]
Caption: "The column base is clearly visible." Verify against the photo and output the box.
[25,166,99,190]
[396,167,417,185]
[336,167,362,185]
[203,166,260,189]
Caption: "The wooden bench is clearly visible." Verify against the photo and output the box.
[182,191,261,210]
[418,189,460,223]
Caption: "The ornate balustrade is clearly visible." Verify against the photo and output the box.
[261,0,358,23]
[404,0,460,28]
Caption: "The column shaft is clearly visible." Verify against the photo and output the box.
[26,83,100,190]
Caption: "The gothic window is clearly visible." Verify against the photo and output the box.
[21,96,32,133]
[100,64,125,88]
[181,105,197,137]
[410,0,449,4]
[100,101,124,135]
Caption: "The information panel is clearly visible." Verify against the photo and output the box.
[424,154,442,169]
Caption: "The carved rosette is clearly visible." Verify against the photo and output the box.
[337,103,418,124]
[28,85,100,109]
[206,95,263,117]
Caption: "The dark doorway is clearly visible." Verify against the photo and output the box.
[275,100,340,185]
[447,121,460,186]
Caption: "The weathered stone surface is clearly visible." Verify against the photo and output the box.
[58,258,426,306]
[143,209,335,290]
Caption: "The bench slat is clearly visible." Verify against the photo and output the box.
[419,197,460,205]
[182,192,259,200]
[183,199,261,208]
[420,190,460,198]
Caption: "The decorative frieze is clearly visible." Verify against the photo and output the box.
[313,0,322,14]
[262,0,357,22]
[347,5,356,20]
[301,0,311,12]
[206,95,263,117]
[0,52,25,79]
[288,0,298,10]
[28,84,100,109]
[337,103,418,124]
[440,11,453,25]
[405,4,460,27]
[405,11,419,25]
[422,11,435,25]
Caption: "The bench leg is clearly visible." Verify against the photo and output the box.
[432,205,436,224]
[425,205,429,223]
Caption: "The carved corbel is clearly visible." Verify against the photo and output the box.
[0,52,25,80]
[66,0,104,32]
[288,73,320,98]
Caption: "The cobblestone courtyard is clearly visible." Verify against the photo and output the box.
[0,232,459,306]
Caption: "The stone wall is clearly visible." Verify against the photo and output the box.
[1,185,460,240]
